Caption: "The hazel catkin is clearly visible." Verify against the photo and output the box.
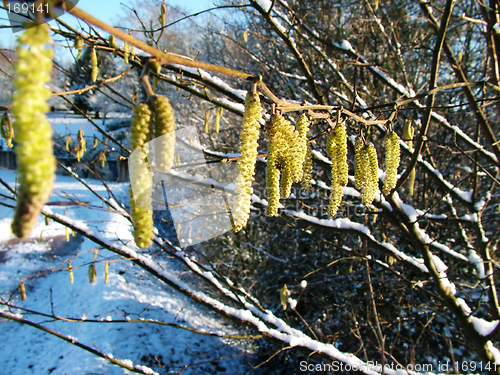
[364,143,379,206]
[19,280,27,301]
[123,41,130,64]
[74,37,82,59]
[383,131,400,196]
[151,95,175,174]
[68,262,74,284]
[404,120,416,196]
[354,137,379,207]
[109,35,118,58]
[301,144,313,193]
[104,262,109,284]
[1,112,13,147]
[129,103,155,248]
[88,264,96,284]
[354,136,364,191]
[233,93,262,231]
[91,46,98,82]
[265,113,287,216]
[10,24,56,239]
[326,122,348,216]
[297,113,312,192]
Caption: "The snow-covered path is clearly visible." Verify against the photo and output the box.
[0,169,253,374]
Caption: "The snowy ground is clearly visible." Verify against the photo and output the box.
[0,168,256,374]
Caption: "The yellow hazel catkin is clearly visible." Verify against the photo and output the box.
[233,93,262,231]
[265,113,287,216]
[74,37,82,59]
[364,143,379,206]
[68,262,74,284]
[19,280,27,301]
[123,41,130,64]
[109,35,118,58]
[11,24,56,239]
[129,103,154,248]
[151,95,175,174]
[296,113,312,192]
[383,131,400,196]
[354,136,365,191]
[88,264,96,284]
[1,112,14,147]
[91,46,98,82]
[327,122,348,216]
[404,120,416,196]
[104,262,109,284]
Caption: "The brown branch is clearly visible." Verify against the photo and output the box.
[51,66,134,98]
[64,3,252,81]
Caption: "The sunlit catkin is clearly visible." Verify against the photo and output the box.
[280,284,288,311]
[268,113,303,199]
[364,143,379,206]
[91,46,98,82]
[1,112,13,147]
[215,106,223,133]
[301,144,313,193]
[354,136,365,191]
[88,264,96,284]
[151,95,175,174]
[326,132,341,216]
[233,93,262,231]
[19,280,26,301]
[130,44,136,61]
[11,24,56,239]
[78,128,86,154]
[123,41,130,64]
[265,114,286,216]
[0,113,6,140]
[74,37,82,59]
[68,262,74,284]
[159,1,167,27]
[334,123,348,187]
[284,121,305,187]
[98,151,106,167]
[404,120,415,196]
[129,103,154,248]
[104,262,109,284]
[65,135,71,151]
[109,35,118,58]
[383,131,400,196]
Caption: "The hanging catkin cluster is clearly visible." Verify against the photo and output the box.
[265,112,306,216]
[233,93,262,232]
[326,122,348,216]
[383,131,400,195]
[354,136,379,206]
[10,24,56,239]
[129,103,154,248]
[151,95,175,174]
